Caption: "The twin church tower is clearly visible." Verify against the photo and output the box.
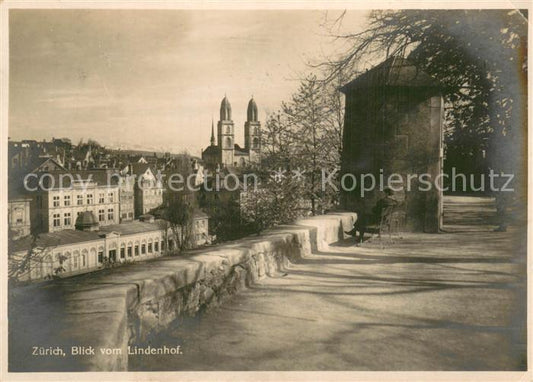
[201,95,261,169]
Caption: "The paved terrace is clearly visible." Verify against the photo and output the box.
[8,212,354,371]
[130,196,527,371]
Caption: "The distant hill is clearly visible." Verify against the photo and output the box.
[108,148,201,161]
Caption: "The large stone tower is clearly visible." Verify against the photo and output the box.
[217,95,234,167]
[244,97,261,163]
[340,56,444,232]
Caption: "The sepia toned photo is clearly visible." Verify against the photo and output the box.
[2,2,530,380]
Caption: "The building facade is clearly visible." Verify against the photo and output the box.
[192,211,209,246]
[30,178,120,234]
[202,96,261,169]
[9,218,168,282]
[8,198,31,240]
[119,174,135,222]
[131,164,164,217]
[9,213,210,283]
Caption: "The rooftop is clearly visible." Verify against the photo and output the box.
[19,168,121,193]
[202,145,220,156]
[98,220,163,235]
[340,56,441,93]
[10,220,164,254]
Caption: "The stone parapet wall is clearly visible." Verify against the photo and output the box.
[8,213,355,372]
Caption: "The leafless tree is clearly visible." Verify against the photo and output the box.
[164,198,195,252]
[319,10,527,179]
[8,233,59,284]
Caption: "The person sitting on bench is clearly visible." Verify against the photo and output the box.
[345,188,398,245]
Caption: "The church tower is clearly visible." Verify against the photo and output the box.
[217,95,234,167]
[210,117,216,146]
[244,97,261,163]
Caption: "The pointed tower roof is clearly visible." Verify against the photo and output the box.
[210,117,216,146]
[247,96,258,122]
[220,95,232,121]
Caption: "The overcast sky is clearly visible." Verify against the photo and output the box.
[9,9,368,155]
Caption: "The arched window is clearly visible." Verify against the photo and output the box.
[141,239,147,255]
[61,252,71,272]
[42,255,53,278]
[97,246,105,264]
[30,256,41,280]
[120,243,126,260]
[81,249,88,268]
[72,251,79,271]
[253,137,259,149]
[90,248,97,267]
[225,137,232,148]
[226,126,231,134]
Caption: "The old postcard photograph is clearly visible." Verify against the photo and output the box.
[1,1,530,381]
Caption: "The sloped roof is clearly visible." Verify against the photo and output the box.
[74,169,121,186]
[130,163,153,176]
[202,145,220,156]
[340,56,441,93]
[9,220,164,253]
[9,230,102,254]
[29,156,67,173]
[21,169,121,191]
[234,144,249,155]
[99,220,162,235]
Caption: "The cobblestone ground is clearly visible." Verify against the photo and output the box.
[130,196,527,371]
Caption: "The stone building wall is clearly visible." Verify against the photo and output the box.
[8,198,31,239]
[340,57,443,232]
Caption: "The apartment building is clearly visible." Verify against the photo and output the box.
[29,171,120,233]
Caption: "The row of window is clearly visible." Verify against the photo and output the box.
[51,192,160,208]
[52,210,115,227]
[141,189,163,196]
[53,212,71,227]
[98,208,115,222]
[223,127,259,135]
[52,192,116,207]
[56,252,88,269]
[43,239,169,274]
[94,240,166,263]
